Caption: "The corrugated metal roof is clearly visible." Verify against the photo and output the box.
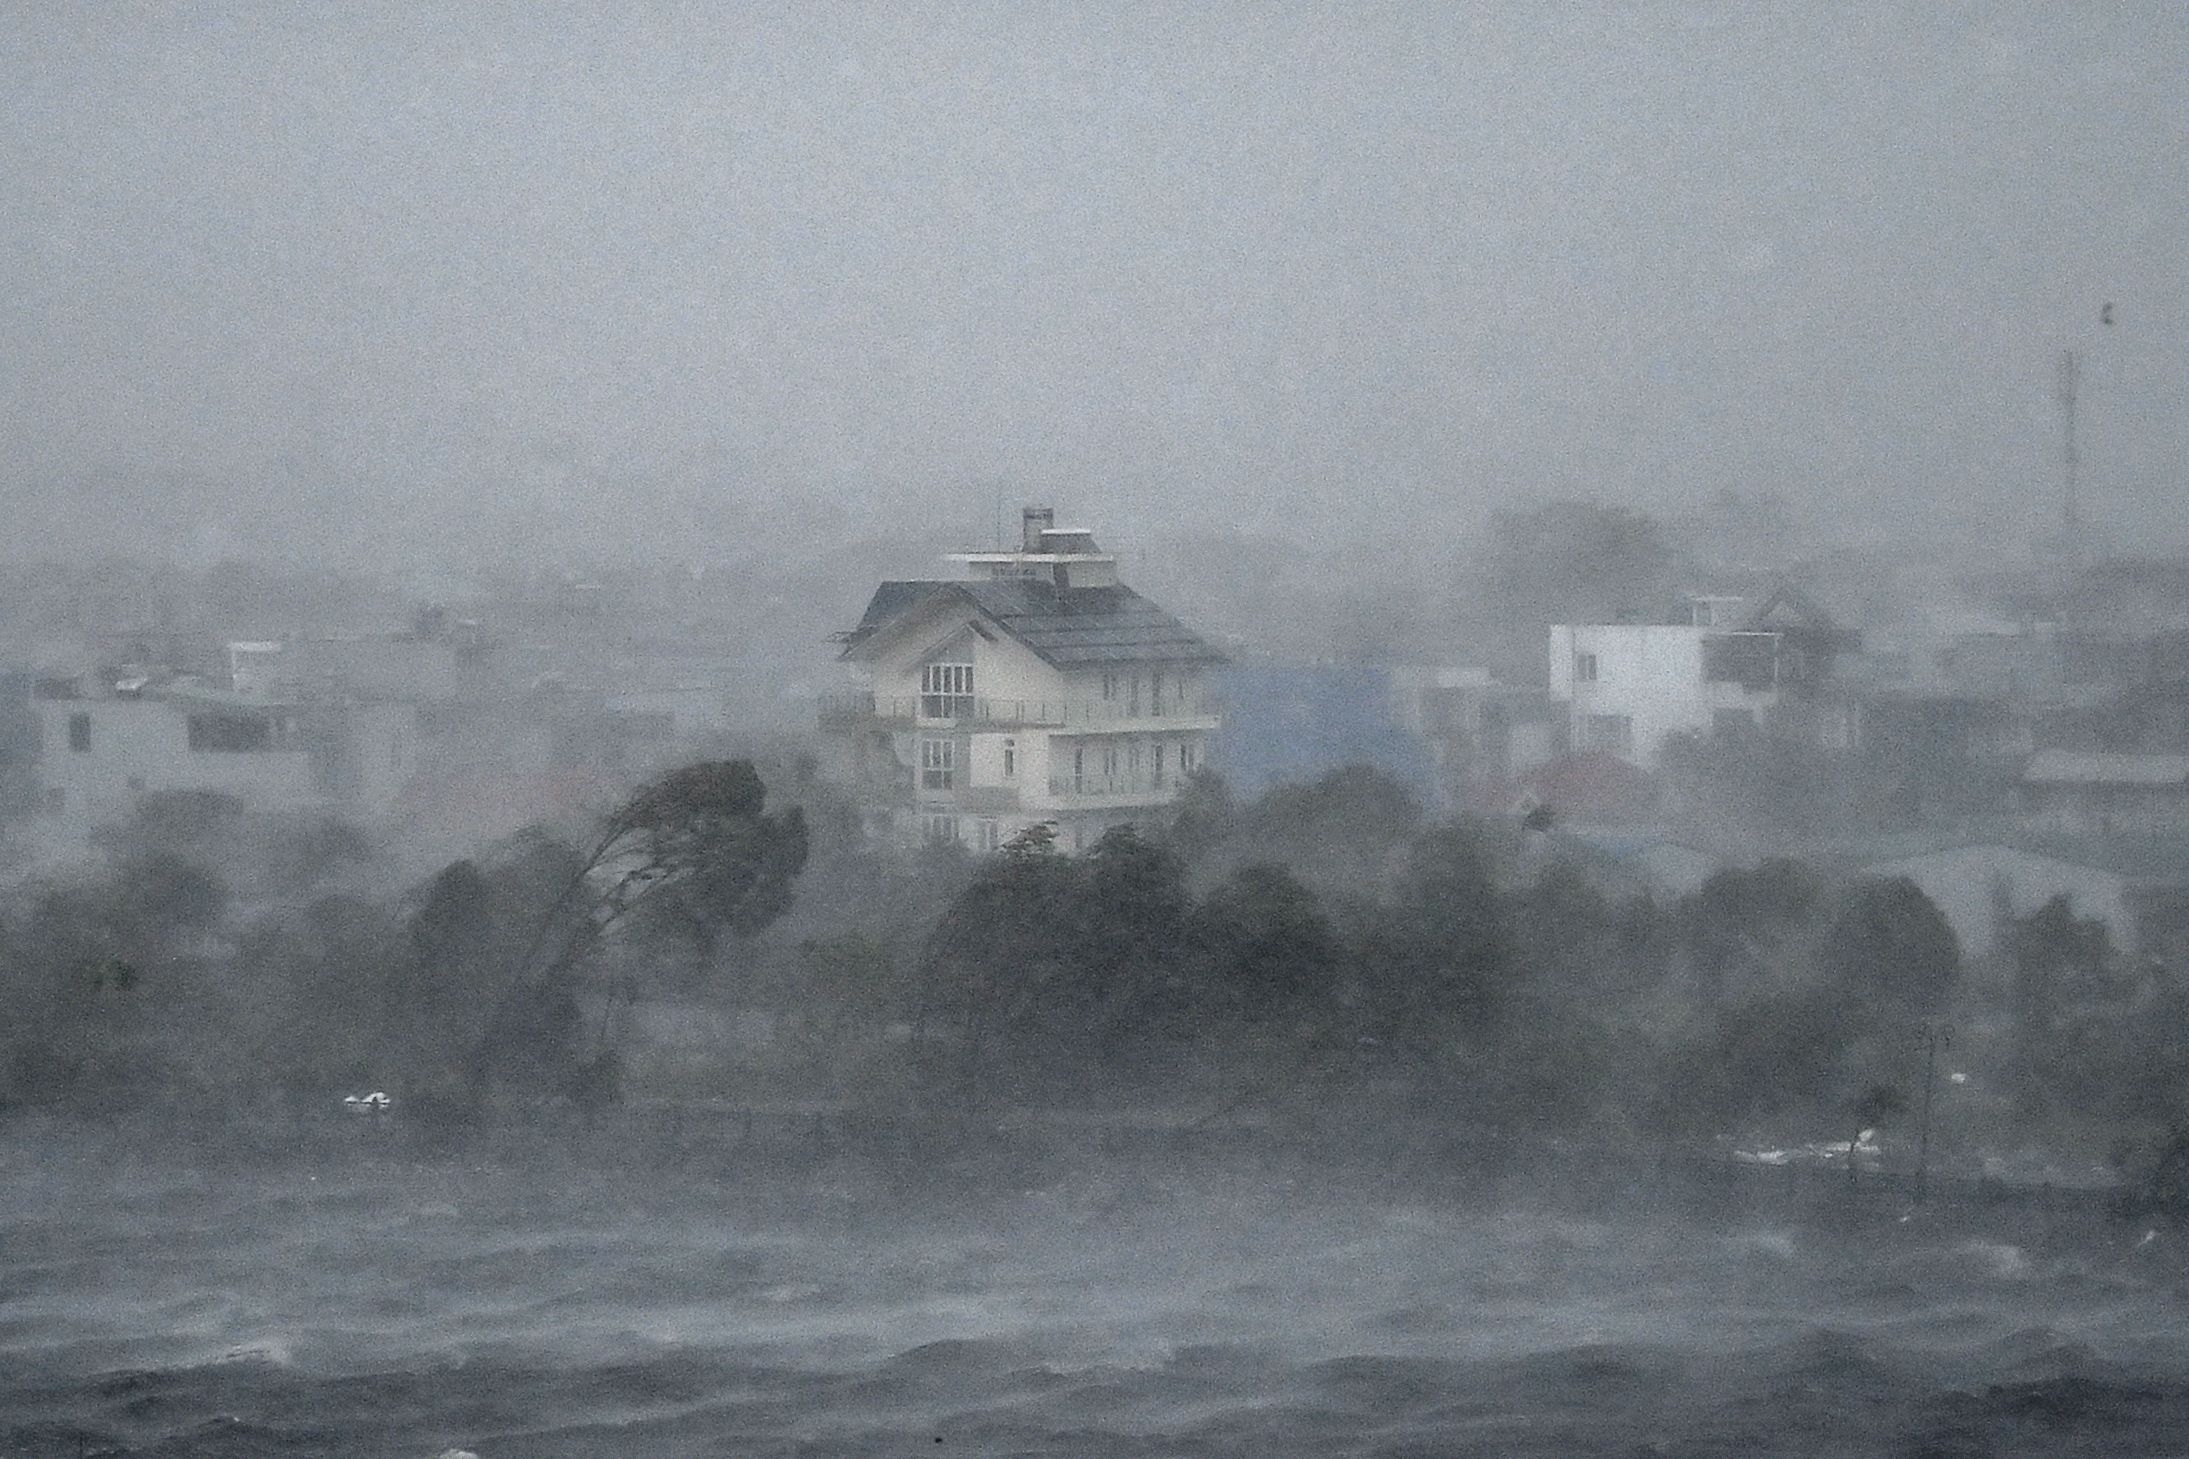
[2024,749,2189,786]
[840,579,1226,668]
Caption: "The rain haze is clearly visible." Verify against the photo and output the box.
[6,2,2187,565]
[8,5,2189,1457]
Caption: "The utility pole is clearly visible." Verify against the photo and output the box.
[2055,303,2117,568]
[2057,348,2082,544]
[1915,1021,1953,1206]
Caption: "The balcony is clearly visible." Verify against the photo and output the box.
[818,691,1220,732]
[1044,772,1177,805]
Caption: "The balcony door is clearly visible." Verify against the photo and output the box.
[921,661,974,720]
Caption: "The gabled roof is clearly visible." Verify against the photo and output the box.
[1738,582,1832,631]
[839,580,1227,669]
[1733,582,1861,650]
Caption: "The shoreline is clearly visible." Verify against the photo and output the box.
[2,1102,2149,1247]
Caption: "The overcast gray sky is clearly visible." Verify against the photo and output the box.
[4,2,2184,569]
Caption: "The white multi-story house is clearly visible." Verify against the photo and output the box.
[22,670,419,862]
[822,507,1225,851]
[1547,587,1854,770]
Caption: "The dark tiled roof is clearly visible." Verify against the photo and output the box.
[845,581,938,640]
[841,579,1226,669]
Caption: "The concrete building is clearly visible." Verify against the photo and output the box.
[1388,665,1562,816]
[22,671,419,861]
[821,507,1225,851]
[1547,586,1854,769]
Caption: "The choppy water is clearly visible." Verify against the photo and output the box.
[5,1129,2188,1458]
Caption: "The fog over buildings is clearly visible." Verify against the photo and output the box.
[16,10,2189,1456]
[4,2,2186,573]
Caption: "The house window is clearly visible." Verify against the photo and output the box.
[1573,652,1599,684]
[1102,673,1118,701]
[919,738,955,791]
[1129,676,1141,715]
[1581,713,1633,753]
[1001,738,1016,778]
[1151,670,1165,709]
[1179,741,1199,775]
[920,663,974,719]
[922,814,960,845]
[1103,744,1120,777]
[1073,745,1085,791]
[1153,743,1167,787]
[68,712,91,752]
[975,818,1000,853]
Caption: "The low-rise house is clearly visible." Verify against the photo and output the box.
[1547,586,1855,769]
[822,507,1226,851]
[21,670,420,861]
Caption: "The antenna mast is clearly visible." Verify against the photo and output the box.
[2056,348,2082,539]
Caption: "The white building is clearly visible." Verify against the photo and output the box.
[1547,587,1853,769]
[821,507,1225,851]
[23,673,419,862]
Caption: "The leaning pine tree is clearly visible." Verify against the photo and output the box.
[470,760,807,1106]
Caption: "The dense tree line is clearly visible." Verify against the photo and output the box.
[0,765,806,1119]
[3,761,2184,1181]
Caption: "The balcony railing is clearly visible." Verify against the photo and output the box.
[1046,773,1175,800]
[819,691,1220,729]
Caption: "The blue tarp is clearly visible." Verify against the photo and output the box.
[1210,664,1435,801]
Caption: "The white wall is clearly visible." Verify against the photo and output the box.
[32,699,323,852]
[1549,624,1778,768]
[869,614,1066,712]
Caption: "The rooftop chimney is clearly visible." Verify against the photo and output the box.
[1021,506,1055,554]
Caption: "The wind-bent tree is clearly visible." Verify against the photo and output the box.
[471,760,807,1102]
